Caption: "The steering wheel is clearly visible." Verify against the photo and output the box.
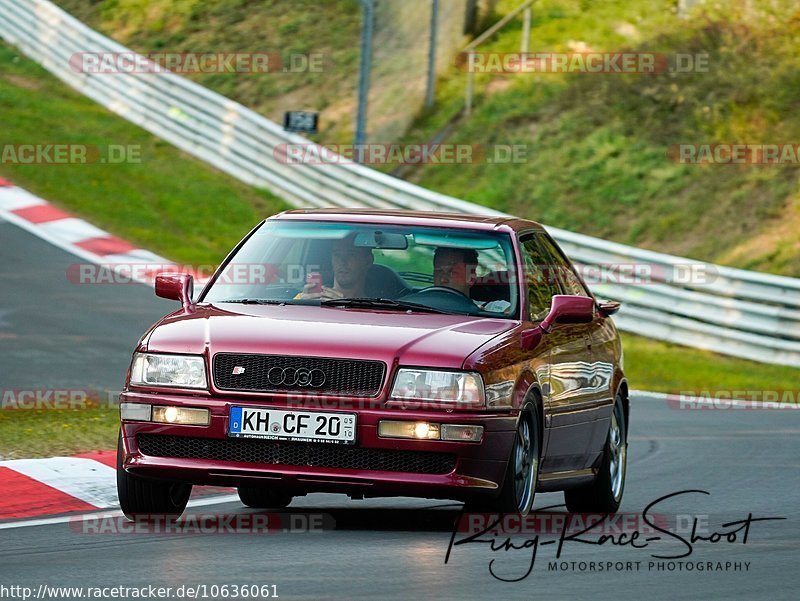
[399,286,478,313]
[418,286,472,298]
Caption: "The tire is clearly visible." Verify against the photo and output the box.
[564,394,627,514]
[466,406,540,516]
[237,486,293,509]
[116,432,192,520]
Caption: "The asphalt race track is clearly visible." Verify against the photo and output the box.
[1,217,798,600]
[0,215,174,392]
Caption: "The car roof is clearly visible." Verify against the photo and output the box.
[270,208,545,233]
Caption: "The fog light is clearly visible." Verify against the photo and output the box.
[414,422,437,439]
[120,402,151,422]
[378,420,440,440]
[152,405,210,426]
[441,424,484,442]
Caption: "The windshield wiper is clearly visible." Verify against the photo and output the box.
[320,297,456,315]
[217,299,288,305]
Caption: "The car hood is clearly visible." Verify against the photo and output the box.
[143,303,516,369]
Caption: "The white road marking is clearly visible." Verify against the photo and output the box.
[0,494,241,530]
[37,217,109,243]
[0,187,46,211]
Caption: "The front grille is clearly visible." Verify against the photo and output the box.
[213,354,385,397]
[138,434,456,475]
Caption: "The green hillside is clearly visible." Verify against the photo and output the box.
[54,0,363,142]
[51,0,800,275]
[404,0,800,276]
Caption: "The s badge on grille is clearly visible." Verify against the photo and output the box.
[232,366,246,375]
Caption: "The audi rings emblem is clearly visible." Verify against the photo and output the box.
[267,366,326,388]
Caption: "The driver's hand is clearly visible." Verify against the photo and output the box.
[295,282,322,299]
[295,285,343,300]
[318,286,344,300]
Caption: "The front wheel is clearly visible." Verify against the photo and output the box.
[467,407,539,516]
[116,432,192,520]
[564,394,627,514]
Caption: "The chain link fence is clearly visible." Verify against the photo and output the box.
[365,0,473,143]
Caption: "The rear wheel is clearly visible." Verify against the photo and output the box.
[564,394,627,514]
[116,432,192,520]
[238,486,293,509]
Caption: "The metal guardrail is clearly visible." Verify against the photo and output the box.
[2,0,799,366]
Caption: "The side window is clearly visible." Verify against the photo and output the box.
[520,235,562,321]
[536,234,591,297]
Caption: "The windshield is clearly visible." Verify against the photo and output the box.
[200,220,519,319]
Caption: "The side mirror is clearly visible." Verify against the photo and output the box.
[521,295,595,350]
[155,273,194,309]
[541,295,594,332]
[597,299,621,316]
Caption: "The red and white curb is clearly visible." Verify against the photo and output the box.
[0,177,206,286]
[0,453,117,520]
[0,451,236,525]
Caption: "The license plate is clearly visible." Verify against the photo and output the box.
[228,406,356,445]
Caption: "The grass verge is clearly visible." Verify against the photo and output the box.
[0,405,119,460]
[620,333,799,394]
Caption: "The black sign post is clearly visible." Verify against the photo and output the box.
[283,111,318,134]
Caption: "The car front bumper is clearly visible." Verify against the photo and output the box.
[119,391,518,502]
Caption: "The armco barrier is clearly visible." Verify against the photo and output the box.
[1,0,799,366]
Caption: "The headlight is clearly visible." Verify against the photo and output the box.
[390,369,485,407]
[129,353,208,389]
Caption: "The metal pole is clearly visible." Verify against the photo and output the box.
[462,1,535,115]
[425,0,439,107]
[521,5,531,54]
[354,0,375,158]
[465,64,474,115]
[464,0,534,51]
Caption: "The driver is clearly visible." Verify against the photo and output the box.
[297,234,374,300]
[433,247,511,313]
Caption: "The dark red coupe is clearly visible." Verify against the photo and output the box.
[117,210,628,518]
